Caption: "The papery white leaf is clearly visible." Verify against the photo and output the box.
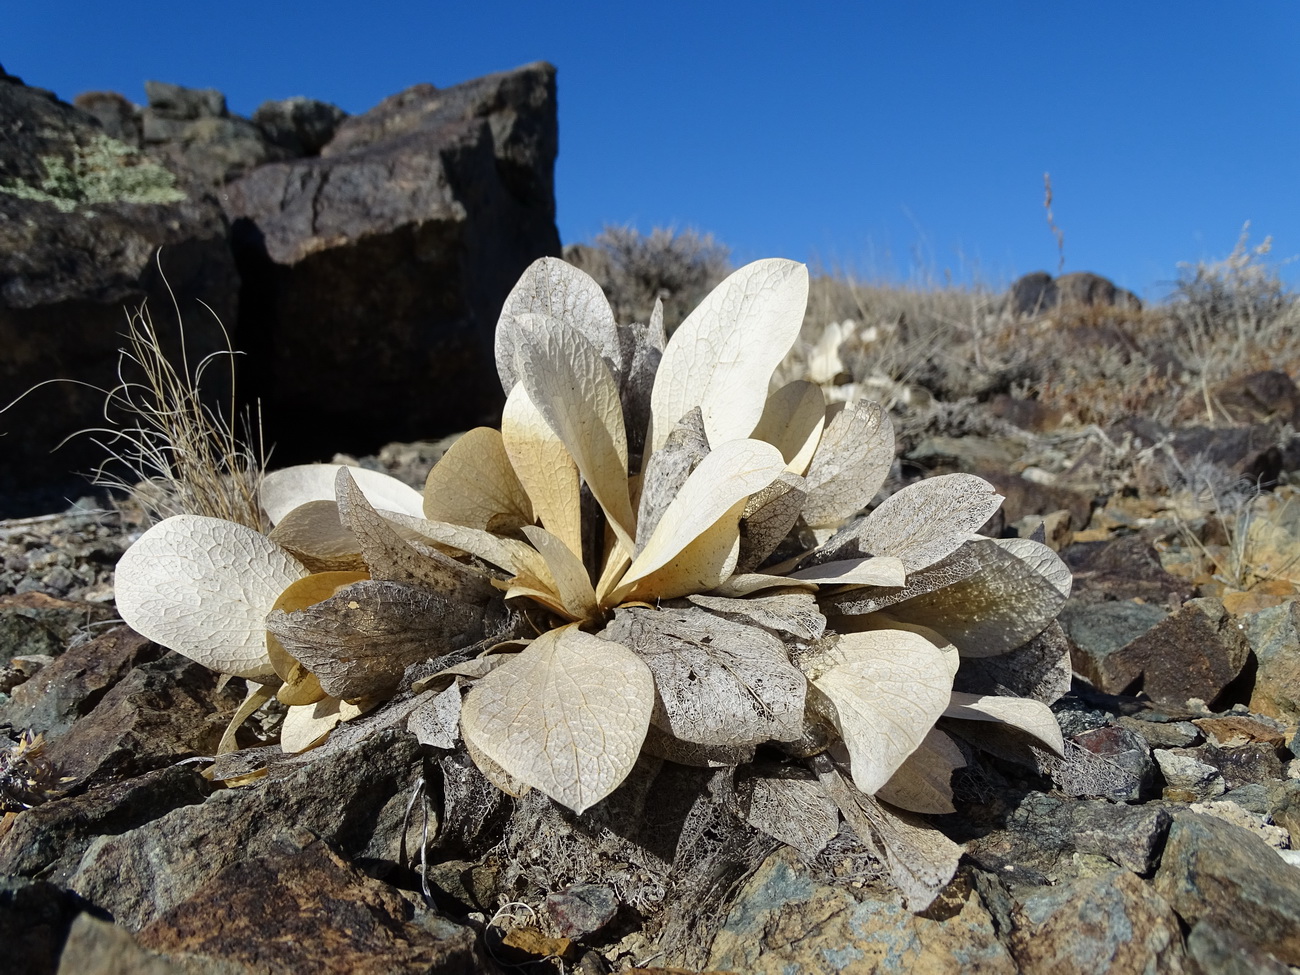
[495,256,623,394]
[641,723,755,767]
[885,537,1069,657]
[515,315,637,553]
[501,384,582,558]
[751,380,826,476]
[737,771,840,856]
[260,464,423,525]
[618,439,785,599]
[382,512,544,578]
[710,573,817,597]
[648,259,809,454]
[460,626,654,813]
[787,556,905,587]
[953,621,1073,705]
[811,629,958,794]
[520,525,598,621]
[821,472,1001,572]
[814,756,962,911]
[603,606,807,747]
[801,400,895,527]
[280,698,362,753]
[421,427,533,532]
[267,500,363,572]
[943,690,1065,756]
[996,536,1073,598]
[736,472,807,573]
[407,683,464,750]
[875,728,966,815]
[115,515,307,680]
[686,591,827,642]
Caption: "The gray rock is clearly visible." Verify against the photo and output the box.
[1070,724,1160,801]
[1059,600,1168,659]
[1007,870,1185,974]
[1154,811,1300,965]
[545,883,619,939]
[0,876,86,975]
[133,830,478,974]
[1072,598,1250,708]
[252,96,347,156]
[0,626,161,740]
[707,847,1015,974]
[72,91,143,146]
[69,728,422,929]
[144,114,289,188]
[56,913,238,975]
[1117,715,1201,749]
[1008,270,1141,315]
[1155,750,1226,802]
[1243,600,1300,727]
[0,76,238,516]
[1185,919,1290,975]
[143,81,226,120]
[0,764,211,882]
[223,62,560,464]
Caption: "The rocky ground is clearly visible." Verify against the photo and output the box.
[3,398,1300,974]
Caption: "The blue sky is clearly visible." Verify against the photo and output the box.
[9,2,1299,299]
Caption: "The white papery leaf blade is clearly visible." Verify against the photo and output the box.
[261,464,423,525]
[382,512,544,578]
[710,573,818,597]
[648,259,809,454]
[501,383,583,558]
[267,500,362,571]
[751,380,826,475]
[787,556,905,587]
[812,628,958,794]
[995,536,1073,598]
[422,427,533,532]
[515,315,637,553]
[943,690,1065,756]
[114,514,307,680]
[738,773,840,857]
[876,728,966,815]
[885,538,1070,658]
[460,626,654,813]
[520,525,598,620]
[495,256,622,394]
[620,439,785,595]
[801,400,895,527]
[828,472,1002,572]
[280,698,362,753]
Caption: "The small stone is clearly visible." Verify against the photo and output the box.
[1185,919,1291,975]
[1073,597,1250,707]
[1189,800,1290,849]
[544,883,619,939]
[1193,713,1288,749]
[1197,742,1285,790]
[1007,870,1186,974]
[1117,715,1201,749]
[1243,600,1300,726]
[1071,724,1159,801]
[1154,811,1300,965]
[1155,749,1226,802]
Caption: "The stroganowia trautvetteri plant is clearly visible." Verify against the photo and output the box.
[114,256,1073,907]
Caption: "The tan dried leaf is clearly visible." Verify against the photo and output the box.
[114,514,308,681]
[943,690,1065,756]
[267,500,364,572]
[814,755,962,911]
[648,259,809,454]
[751,380,826,475]
[335,468,496,605]
[810,629,958,794]
[686,590,827,642]
[520,525,598,621]
[736,472,807,573]
[421,427,533,532]
[266,579,483,699]
[501,384,583,558]
[459,626,654,813]
[737,769,840,856]
[635,407,710,554]
[787,556,906,587]
[603,605,807,747]
[801,400,895,527]
[875,728,966,815]
[406,683,463,750]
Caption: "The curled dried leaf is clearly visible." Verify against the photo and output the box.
[260,464,423,525]
[801,400,894,528]
[421,427,534,533]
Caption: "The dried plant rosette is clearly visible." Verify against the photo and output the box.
[113,257,1073,908]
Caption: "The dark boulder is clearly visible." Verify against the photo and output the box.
[1009,270,1142,315]
[223,61,561,462]
[0,76,238,516]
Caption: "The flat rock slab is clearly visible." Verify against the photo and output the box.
[134,831,477,974]
[1154,810,1300,966]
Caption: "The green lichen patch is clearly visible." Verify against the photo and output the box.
[0,134,186,211]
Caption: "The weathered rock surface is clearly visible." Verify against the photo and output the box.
[69,728,422,929]
[0,74,238,516]
[224,62,561,462]
[1154,811,1300,966]
[133,830,479,974]
[1008,270,1142,315]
